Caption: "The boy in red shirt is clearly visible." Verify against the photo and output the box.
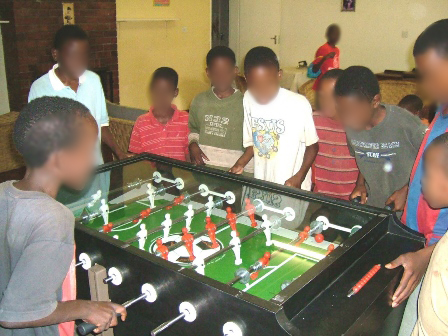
[313,69,358,200]
[129,67,189,161]
[312,24,341,90]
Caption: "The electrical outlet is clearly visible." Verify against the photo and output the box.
[401,30,408,38]
[62,3,75,25]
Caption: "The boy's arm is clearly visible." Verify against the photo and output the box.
[350,172,368,203]
[229,146,254,174]
[128,119,143,154]
[385,183,409,211]
[1,300,126,334]
[385,243,436,307]
[285,143,318,188]
[188,98,209,165]
[102,126,132,160]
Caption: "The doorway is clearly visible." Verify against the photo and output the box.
[212,0,229,48]
[229,0,282,68]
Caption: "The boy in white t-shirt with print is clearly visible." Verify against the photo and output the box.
[230,47,319,190]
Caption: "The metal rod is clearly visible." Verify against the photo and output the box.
[151,313,185,336]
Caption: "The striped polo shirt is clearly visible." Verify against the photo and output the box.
[129,105,189,161]
[402,105,448,246]
[313,112,358,200]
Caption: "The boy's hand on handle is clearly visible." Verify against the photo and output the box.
[385,185,408,211]
[83,301,127,334]
[285,175,303,189]
[189,142,209,165]
[229,162,244,174]
[350,185,368,204]
[385,247,433,307]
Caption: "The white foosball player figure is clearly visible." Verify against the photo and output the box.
[205,195,214,217]
[261,214,273,246]
[99,199,109,225]
[229,231,242,265]
[137,223,148,250]
[147,183,156,208]
[161,214,172,242]
[88,190,102,208]
[192,254,205,275]
[184,204,194,231]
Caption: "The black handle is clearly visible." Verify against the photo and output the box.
[385,202,395,211]
[77,313,121,335]
[351,196,362,203]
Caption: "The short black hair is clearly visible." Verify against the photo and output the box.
[326,24,340,36]
[151,67,179,89]
[398,94,423,114]
[206,46,236,67]
[414,19,448,58]
[320,68,344,83]
[244,46,280,75]
[14,97,94,168]
[53,25,88,50]
[334,66,380,102]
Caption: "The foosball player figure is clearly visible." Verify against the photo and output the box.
[226,207,239,236]
[250,252,271,280]
[156,239,169,260]
[326,244,335,256]
[100,199,109,225]
[137,223,148,250]
[245,198,257,228]
[182,227,196,261]
[140,208,151,219]
[314,233,325,243]
[161,214,172,242]
[229,231,242,265]
[205,217,219,248]
[166,194,185,210]
[261,214,273,246]
[147,183,156,208]
[184,204,194,231]
[102,222,114,233]
[205,195,214,217]
[295,226,310,246]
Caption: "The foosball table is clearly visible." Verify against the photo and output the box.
[64,154,425,336]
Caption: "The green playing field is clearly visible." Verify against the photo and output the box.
[84,196,327,301]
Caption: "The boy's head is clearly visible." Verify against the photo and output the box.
[413,19,448,103]
[14,97,98,190]
[334,66,381,131]
[52,25,89,79]
[150,67,179,110]
[317,68,344,119]
[326,24,341,45]
[398,94,423,116]
[422,133,448,208]
[206,46,238,92]
[244,46,281,105]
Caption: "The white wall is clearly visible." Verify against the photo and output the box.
[231,0,448,73]
[0,25,10,114]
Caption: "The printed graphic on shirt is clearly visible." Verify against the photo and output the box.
[351,139,400,160]
[204,114,230,138]
[252,117,285,159]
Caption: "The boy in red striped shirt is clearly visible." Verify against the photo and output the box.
[313,69,358,200]
[129,67,189,161]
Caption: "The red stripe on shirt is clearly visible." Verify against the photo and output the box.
[128,105,189,161]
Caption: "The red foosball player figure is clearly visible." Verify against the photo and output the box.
[156,238,169,260]
[250,252,271,280]
[295,226,310,246]
[103,222,114,233]
[205,217,219,248]
[140,208,151,219]
[325,244,335,256]
[181,227,195,261]
[245,199,257,228]
[226,207,239,236]
[166,194,185,210]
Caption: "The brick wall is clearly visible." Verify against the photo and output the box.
[0,0,119,111]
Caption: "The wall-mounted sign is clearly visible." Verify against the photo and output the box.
[154,0,170,6]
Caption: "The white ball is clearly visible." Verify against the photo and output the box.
[383,161,393,173]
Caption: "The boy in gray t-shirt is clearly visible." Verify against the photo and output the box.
[335,66,426,210]
[0,97,126,335]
